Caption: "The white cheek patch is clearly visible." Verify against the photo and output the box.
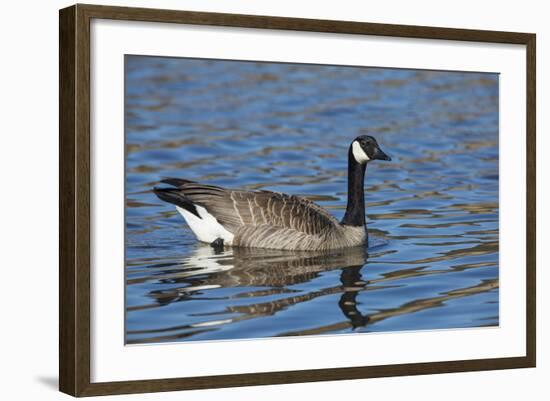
[352,141,370,164]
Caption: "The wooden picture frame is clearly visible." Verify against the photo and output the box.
[59,3,536,397]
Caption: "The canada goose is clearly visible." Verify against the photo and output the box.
[153,135,391,251]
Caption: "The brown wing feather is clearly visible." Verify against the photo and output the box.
[169,181,339,235]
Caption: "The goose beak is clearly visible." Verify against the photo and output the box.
[373,147,392,161]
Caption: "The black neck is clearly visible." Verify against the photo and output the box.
[341,147,367,227]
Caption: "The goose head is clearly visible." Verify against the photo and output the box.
[351,135,391,164]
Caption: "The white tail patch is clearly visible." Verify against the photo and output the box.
[176,205,234,245]
[352,141,370,164]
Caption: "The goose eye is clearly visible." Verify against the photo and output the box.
[360,140,367,146]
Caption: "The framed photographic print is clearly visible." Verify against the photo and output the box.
[59,4,536,397]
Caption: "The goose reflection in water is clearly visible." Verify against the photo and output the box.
[126,245,372,343]
[126,240,498,344]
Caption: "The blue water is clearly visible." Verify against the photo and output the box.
[125,56,499,344]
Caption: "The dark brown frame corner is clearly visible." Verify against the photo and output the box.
[59,3,536,397]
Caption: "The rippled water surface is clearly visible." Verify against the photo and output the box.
[125,56,499,344]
